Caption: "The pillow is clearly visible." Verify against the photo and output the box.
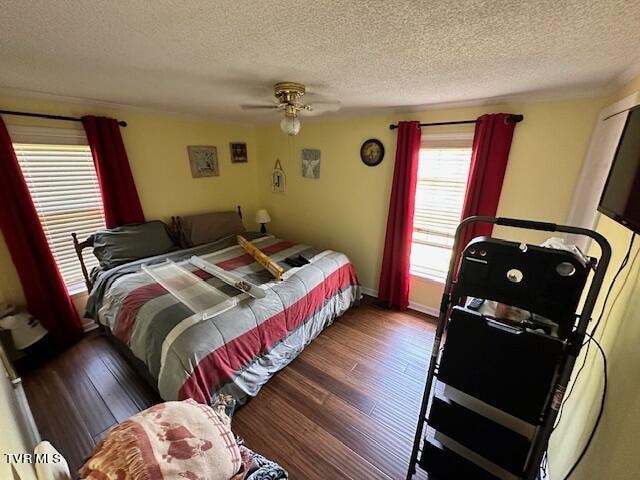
[92,221,175,270]
[34,441,71,480]
[78,399,247,480]
[179,211,246,247]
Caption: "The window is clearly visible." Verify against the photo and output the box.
[9,125,105,294]
[411,133,473,282]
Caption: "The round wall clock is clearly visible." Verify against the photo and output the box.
[360,139,385,166]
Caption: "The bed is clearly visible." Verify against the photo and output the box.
[77,209,361,406]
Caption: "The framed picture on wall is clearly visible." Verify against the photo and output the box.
[301,148,321,179]
[187,145,219,178]
[230,142,248,163]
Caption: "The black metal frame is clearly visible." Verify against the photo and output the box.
[0,109,127,127]
[389,114,524,130]
[406,216,611,480]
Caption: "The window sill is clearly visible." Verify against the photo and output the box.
[68,284,88,297]
[410,272,446,286]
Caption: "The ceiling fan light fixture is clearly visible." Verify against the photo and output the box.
[280,114,301,136]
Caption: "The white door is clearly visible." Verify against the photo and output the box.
[566,93,640,252]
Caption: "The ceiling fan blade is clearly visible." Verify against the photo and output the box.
[240,104,280,110]
[307,99,341,106]
[300,100,342,116]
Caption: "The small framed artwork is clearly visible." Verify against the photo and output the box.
[272,159,286,193]
[188,146,219,178]
[230,142,248,163]
[301,148,321,179]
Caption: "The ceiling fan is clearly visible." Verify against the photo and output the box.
[241,82,339,136]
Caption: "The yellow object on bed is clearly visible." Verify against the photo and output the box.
[237,235,284,281]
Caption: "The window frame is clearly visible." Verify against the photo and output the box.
[411,132,474,284]
[9,124,104,296]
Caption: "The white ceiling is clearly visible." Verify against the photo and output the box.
[2,0,640,123]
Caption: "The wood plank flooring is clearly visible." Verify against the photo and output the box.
[21,298,436,478]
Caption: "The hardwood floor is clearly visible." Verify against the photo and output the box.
[21,298,436,479]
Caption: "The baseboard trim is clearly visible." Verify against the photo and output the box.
[360,286,439,318]
[408,301,439,318]
[361,287,378,297]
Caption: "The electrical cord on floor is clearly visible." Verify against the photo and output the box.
[557,232,636,479]
[553,340,591,429]
[561,333,607,480]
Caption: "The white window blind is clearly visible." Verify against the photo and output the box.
[13,142,105,293]
[411,135,473,282]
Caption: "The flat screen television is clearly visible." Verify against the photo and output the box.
[598,105,640,233]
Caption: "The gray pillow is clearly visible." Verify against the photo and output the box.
[179,211,246,247]
[92,221,175,270]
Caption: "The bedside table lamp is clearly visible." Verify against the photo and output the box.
[255,209,271,234]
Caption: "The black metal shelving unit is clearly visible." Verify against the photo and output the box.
[407,216,611,480]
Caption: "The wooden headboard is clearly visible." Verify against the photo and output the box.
[71,205,243,293]
[71,232,95,292]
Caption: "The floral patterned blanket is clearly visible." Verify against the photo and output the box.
[79,399,287,480]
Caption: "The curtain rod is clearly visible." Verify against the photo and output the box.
[0,109,127,127]
[388,114,523,130]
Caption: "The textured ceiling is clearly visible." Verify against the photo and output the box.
[1,0,640,122]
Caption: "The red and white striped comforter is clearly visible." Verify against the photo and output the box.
[88,234,361,404]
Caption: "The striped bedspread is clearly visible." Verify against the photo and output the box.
[86,233,361,404]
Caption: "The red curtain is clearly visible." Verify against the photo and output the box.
[456,113,518,261]
[0,118,83,347]
[378,121,421,309]
[82,116,144,228]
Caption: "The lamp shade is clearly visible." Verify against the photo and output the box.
[255,209,271,224]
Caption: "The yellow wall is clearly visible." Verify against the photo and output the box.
[0,93,606,311]
[0,94,261,305]
[549,74,640,479]
[256,97,604,310]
